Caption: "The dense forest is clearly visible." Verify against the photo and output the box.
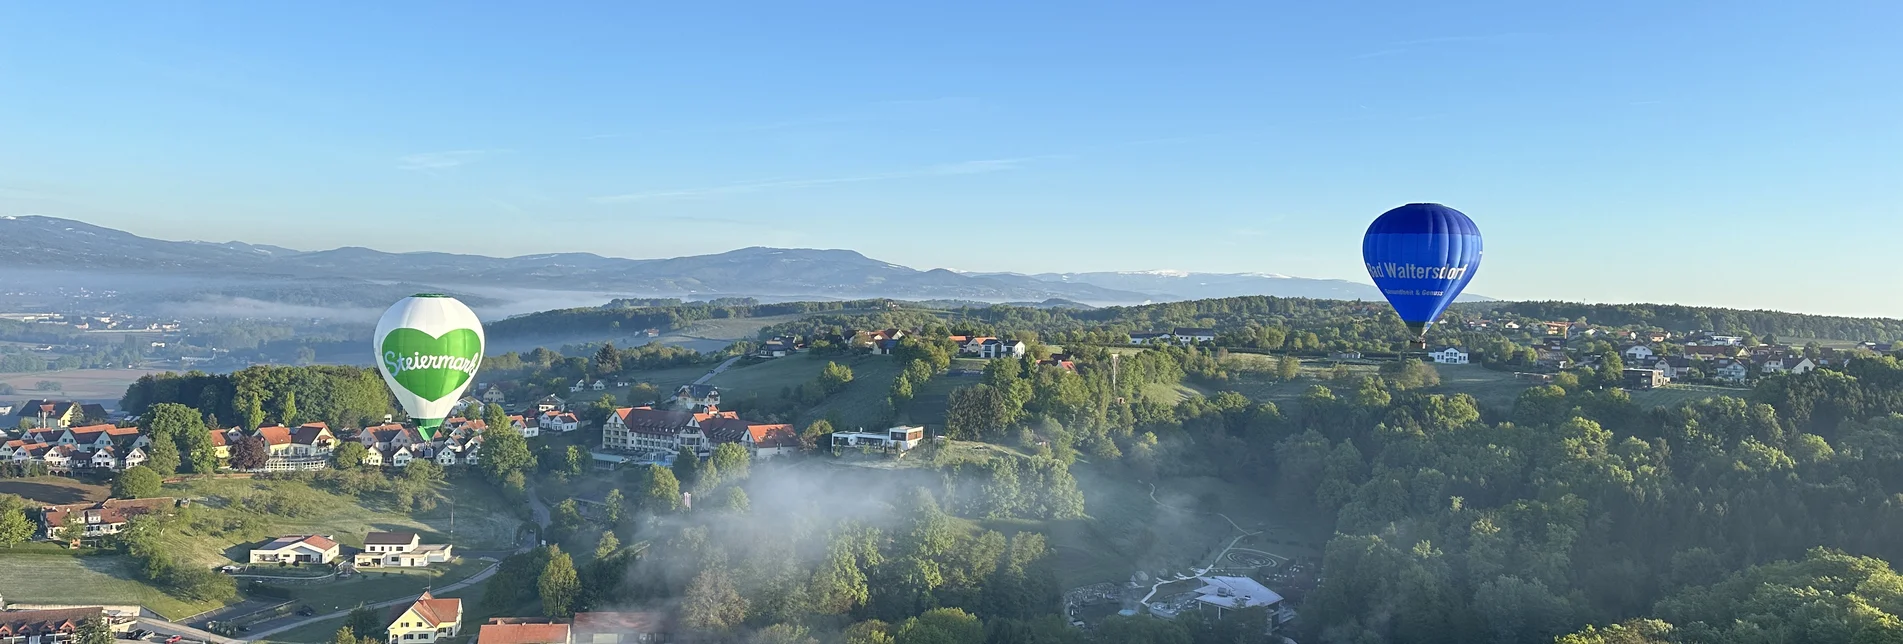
[1468,301,1903,341]
[120,365,396,429]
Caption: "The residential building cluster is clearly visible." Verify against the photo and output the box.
[1126,328,1217,346]
[599,386,797,461]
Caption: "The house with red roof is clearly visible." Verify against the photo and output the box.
[385,592,463,644]
[478,621,571,644]
[249,534,341,564]
[40,497,178,541]
[0,607,134,644]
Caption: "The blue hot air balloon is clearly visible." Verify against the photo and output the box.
[1362,203,1483,347]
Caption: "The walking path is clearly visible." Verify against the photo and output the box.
[1134,481,1269,606]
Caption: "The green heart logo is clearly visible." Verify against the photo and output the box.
[380,328,483,402]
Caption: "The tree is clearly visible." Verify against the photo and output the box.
[229,435,270,471]
[1276,355,1302,380]
[481,422,535,484]
[539,547,581,618]
[801,419,835,451]
[113,466,163,499]
[344,607,385,642]
[333,442,369,470]
[36,380,62,392]
[682,568,748,630]
[843,621,894,644]
[484,403,513,435]
[404,459,444,485]
[895,608,984,644]
[563,445,586,475]
[710,442,750,481]
[721,486,750,513]
[240,395,265,432]
[594,343,621,376]
[76,616,113,644]
[330,626,361,644]
[603,488,626,524]
[672,447,701,487]
[0,500,34,547]
[594,530,621,560]
[279,390,299,426]
[586,394,620,429]
[639,465,682,512]
[750,624,820,644]
[143,438,181,477]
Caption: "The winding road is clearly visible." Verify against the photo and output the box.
[1134,481,1272,606]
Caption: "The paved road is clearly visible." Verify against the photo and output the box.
[137,617,243,644]
[693,357,742,385]
[243,488,552,642]
[241,561,504,642]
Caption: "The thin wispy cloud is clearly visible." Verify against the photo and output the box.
[591,156,1038,203]
[397,149,500,171]
[582,97,984,141]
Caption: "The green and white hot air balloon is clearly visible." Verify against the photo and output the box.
[374,294,485,441]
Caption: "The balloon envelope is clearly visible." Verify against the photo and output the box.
[1361,203,1483,342]
[374,294,485,440]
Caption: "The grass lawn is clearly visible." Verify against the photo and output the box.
[708,353,833,393]
[265,558,490,614]
[1426,364,1535,410]
[900,372,972,428]
[795,355,905,430]
[0,553,223,619]
[160,475,524,569]
[1629,383,1751,408]
[256,559,508,644]
[0,476,110,504]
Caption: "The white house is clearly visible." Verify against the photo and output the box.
[830,426,925,453]
[355,531,454,567]
[482,385,507,405]
[673,384,720,409]
[1622,345,1656,361]
[977,339,1027,359]
[1129,332,1172,345]
[1429,347,1469,365]
[1714,360,1750,383]
[249,534,341,564]
[591,380,607,391]
[1172,328,1217,345]
[569,379,587,393]
[540,411,580,433]
[1762,356,1817,375]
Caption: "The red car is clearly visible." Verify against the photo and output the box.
[166,636,183,644]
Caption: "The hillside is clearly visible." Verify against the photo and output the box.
[0,216,1421,309]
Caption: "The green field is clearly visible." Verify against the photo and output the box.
[257,559,514,644]
[1211,360,1534,412]
[1629,384,1751,408]
[798,355,905,430]
[269,557,490,613]
[0,553,223,619]
[0,476,110,504]
[707,353,834,393]
[160,475,524,569]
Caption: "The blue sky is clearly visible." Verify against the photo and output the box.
[2,2,1899,316]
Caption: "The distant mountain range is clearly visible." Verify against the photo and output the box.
[0,215,1486,310]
